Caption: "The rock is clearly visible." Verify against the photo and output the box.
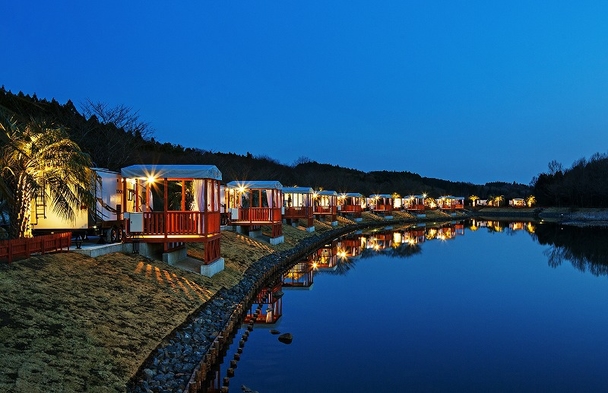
[278,333,293,344]
[143,368,156,380]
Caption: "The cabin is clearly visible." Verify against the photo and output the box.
[338,192,365,222]
[437,196,465,210]
[393,195,403,210]
[224,180,284,245]
[282,186,315,232]
[120,164,224,276]
[368,194,394,218]
[404,195,426,212]
[313,190,338,226]
[31,168,123,239]
[475,199,488,207]
[509,198,526,208]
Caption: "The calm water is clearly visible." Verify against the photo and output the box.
[218,221,608,393]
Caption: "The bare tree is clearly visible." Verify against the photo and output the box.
[80,99,152,139]
[79,100,154,168]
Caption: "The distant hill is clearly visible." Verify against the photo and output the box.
[0,87,531,199]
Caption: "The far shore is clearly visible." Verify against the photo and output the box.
[473,206,608,227]
[2,207,608,392]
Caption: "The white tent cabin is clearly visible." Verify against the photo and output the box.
[338,192,365,221]
[119,164,224,275]
[368,193,395,218]
[282,186,315,232]
[30,168,124,241]
[313,190,338,226]
[224,180,284,245]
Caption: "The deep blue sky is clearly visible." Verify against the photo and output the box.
[4,1,608,185]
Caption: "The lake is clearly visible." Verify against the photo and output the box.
[214,220,608,393]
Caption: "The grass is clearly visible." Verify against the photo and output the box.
[0,219,344,392]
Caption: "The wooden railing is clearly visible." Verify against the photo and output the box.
[406,205,425,211]
[341,205,362,212]
[439,203,464,210]
[0,232,72,264]
[373,205,394,212]
[130,212,221,236]
[284,206,313,219]
[314,206,337,214]
[235,207,282,223]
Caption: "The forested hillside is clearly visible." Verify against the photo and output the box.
[0,88,530,199]
[533,155,608,207]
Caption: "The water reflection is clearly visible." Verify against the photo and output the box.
[533,223,608,276]
[245,279,283,326]
[208,220,608,392]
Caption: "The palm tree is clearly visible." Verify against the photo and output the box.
[493,195,504,207]
[526,195,537,207]
[0,115,96,238]
[468,195,479,207]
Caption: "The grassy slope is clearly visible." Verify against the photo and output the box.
[0,222,338,393]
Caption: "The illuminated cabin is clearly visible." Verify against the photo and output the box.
[120,164,224,276]
[313,190,338,226]
[245,280,283,325]
[282,259,314,289]
[509,198,526,208]
[369,194,394,218]
[282,186,315,232]
[338,192,365,221]
[437,196,465,210]
[224,180,284,245]
[404,195,426,212]
[393,195,403,210]
[31,167,125,240]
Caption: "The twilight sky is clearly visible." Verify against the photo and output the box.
[4,1,608,185]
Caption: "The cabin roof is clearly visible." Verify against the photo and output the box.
[343,192,363,197]
[121,164,222,180]
[282,186,314,194]
[318,190,338,196]
[226,180,283,190]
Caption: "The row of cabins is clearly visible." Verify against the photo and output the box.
[29,164,465,276]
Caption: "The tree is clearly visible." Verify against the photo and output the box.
[78,100,153,169]
[468,195,479,207]
[0,116,96,238]
[80,99,151,139]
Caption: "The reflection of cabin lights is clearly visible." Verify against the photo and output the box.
[312,262,318,270]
